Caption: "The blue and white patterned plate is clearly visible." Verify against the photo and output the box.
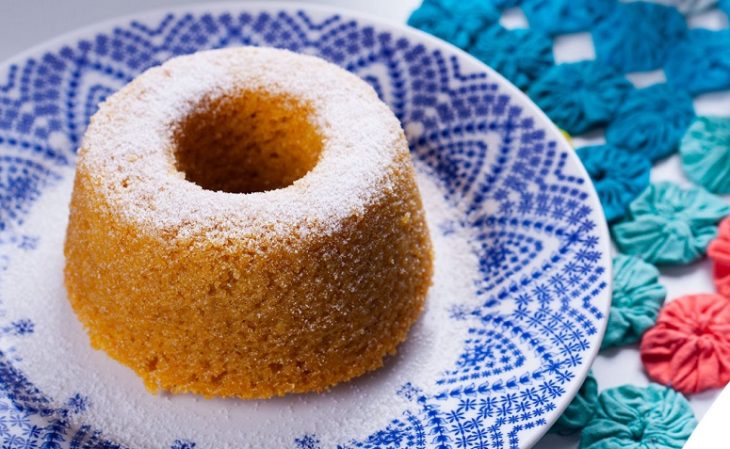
[0,3,611,448]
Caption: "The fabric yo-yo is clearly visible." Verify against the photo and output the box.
[641,293,730,394]
[521,0,616,36]
[576,145,651,223]
[580,383,696,449]
[407,0,499,49]
[611,182,730,265]
[709,218,730,298]
[602,254,666,350]
[605,83,695,162]
[469,25,554,91]
[592,2,687,72]
[680,115,730,194]
[528,62,633,135]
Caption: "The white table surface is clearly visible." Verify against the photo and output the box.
[1,1,729,447]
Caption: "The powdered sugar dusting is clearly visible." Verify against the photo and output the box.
[6,164,479,448]
[78,47,408,244]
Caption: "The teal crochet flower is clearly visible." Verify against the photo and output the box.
[522,0,616,36]
[606,84,695,162]
[529,62,633,135]
[612,182,730,265]
[580,384,696,449]
[576,145,651,223]
[469,25,554,91]
[407,0,500,49]
[681,116,730,194]
[592,2,688,72]
[665,29,730,95]
[550,371,598,436]
[601,255,666,350]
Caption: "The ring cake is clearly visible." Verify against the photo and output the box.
[64,47,434,398]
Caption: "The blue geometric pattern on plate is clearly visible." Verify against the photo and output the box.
[0,6,610,449]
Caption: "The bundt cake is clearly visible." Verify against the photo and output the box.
[63,47,434,398]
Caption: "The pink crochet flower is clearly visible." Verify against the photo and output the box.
[709,217,730,297]
[641,294,730,394]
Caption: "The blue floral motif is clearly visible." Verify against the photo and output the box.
[0,7,608,449]
[170,439,196,449]
[295,434,321,449]
[2,319,34,337]
[66,394,88,414]
[0,156,61,234]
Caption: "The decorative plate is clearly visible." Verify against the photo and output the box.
[0,3,611,449]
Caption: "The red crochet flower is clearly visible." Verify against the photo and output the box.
[640,294,730,394]
[709,217,730,297]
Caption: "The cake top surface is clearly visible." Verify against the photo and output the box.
[79,47,409,245]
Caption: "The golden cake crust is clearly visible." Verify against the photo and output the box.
[64,47,433,398]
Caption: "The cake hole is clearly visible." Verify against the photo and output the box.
[174,90,323,194]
